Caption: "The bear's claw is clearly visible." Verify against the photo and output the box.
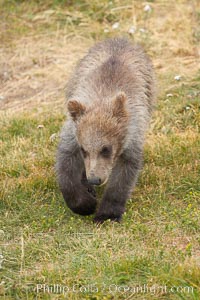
[93,214,122,224]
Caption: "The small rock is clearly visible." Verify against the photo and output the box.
[144,4,152,12]
[3,71,11,81]
[139,28,146,33]
[128,26,136,35]
[174,75,181,81]
[112,22,120,30]
[166,93,173,97]
[37,124,44,129]
[0,96,4,101]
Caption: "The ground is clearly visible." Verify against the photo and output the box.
[0,0,200,299]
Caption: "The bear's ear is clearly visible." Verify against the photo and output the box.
[67,100,86,122]
[112,92,128,120]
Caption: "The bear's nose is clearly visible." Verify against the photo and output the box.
[88,177,101,186]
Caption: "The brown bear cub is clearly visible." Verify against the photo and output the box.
[56,37,155,223]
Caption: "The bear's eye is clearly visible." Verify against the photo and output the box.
[100,145,112,158]
[80,146,88,158]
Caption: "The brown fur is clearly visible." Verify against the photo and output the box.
[56,38,156,222]
[71,92,129,184]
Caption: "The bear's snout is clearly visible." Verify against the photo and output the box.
[88,176,101,186]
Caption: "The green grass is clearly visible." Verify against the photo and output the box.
[0,0,200,299]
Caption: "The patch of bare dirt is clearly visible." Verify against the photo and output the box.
[0,35,92,112]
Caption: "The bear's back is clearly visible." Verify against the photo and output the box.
[66,38,155,110]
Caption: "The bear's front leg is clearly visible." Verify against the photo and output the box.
[94,147,142,223]
[56,125,97,216]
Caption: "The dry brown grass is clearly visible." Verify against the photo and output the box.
[0,0,199,113]
[0,36,90,111]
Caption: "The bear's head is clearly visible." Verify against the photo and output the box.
[67,92,129,186]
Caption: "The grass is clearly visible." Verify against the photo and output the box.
[0,0,200,299]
